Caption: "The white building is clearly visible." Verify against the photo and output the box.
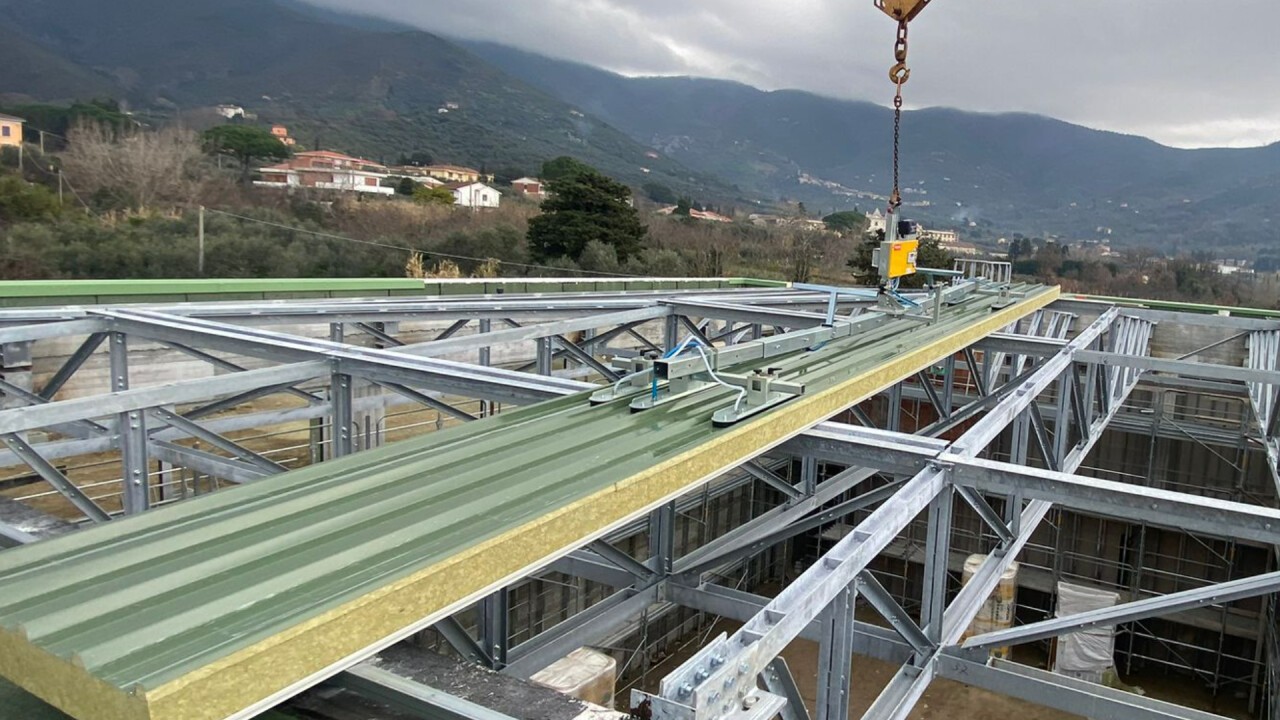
[867,208,887,235]
[920,228,960,245]
[448,182,501,209]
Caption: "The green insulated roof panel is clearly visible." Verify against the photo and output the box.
[0,286,1057,720]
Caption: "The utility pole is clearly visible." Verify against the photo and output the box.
[57,170,64,206]
[17,143,22,173]
[38,131,45,155]
[198,206,206,276]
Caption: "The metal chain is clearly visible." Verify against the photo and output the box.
[892,86,903,212]
[888,19,910,213]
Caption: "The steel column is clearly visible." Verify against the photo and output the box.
[330,372,354,458]
[816,585,856,720]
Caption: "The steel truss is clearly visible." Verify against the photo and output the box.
[419,302,1278,720]
[3,290,851,519]
[3,290,1280,720]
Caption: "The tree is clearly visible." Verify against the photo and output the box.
[493,166,527,185]
[673,197,693,217]
[643,182,678,205]
[202,125,291,185]
[527,166,646,262]
[395,177,417,196]
[414,185,456,206]
[396,151,433,167]
[823,211,867,234]
[62,122,206,211]
[579,240,620,274]
[0,175,62,225]
[541,156,594,184]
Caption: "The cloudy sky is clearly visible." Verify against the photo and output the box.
[301,0,1280,149]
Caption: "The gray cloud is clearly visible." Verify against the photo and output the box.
[300,0,1280,148]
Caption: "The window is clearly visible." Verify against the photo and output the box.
[1,126,9,138]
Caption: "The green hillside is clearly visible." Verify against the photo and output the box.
[0,0,728,197]
[466,41,1280,251]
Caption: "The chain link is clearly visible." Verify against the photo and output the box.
[888,20,909,213]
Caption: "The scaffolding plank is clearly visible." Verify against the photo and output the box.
[0,286,1057,720]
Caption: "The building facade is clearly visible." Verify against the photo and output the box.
[271,125,297,147]
[867,208,888,235]
[920,228,960,245]
[511,177,545,199]
[388,167,447,187]
[0,114,24,148]
[448,182,501,209]
[424,165,483,183]
[255,150,394,195]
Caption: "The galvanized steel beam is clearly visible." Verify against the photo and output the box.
[951,457,1280,546]
[503,586,662,679]
[0,434,110,523]
[147,440,273,485]
[372,381,476,423]
[38,332,107,400]
[334,663,520,720]
[146,409,287,476]
[0,319,108,345]
[0,522,37,548]
[0,362,329,436]
[963,570,1280,651]
[935,656,1237,720]
[0,377,108,439]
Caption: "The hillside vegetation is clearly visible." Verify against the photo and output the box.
[0,0,727,199]
[466,42,1280,252]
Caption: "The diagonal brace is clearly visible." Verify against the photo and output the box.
[954,485,1015,545]
[856,571,934,658]
[373,381,477,423]
[1,433,110,523]
[587,540,656,581]
[963,570,1280,651]
[38,332,107,400]
[0,378,109,438]
[147,408,287,475]
[743,461,805,501]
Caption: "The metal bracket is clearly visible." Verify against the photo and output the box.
[712,369,805,427]
[590,356,657,405]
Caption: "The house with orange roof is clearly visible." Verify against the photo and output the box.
[255,150,393,195]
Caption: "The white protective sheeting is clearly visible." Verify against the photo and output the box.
[1053,581,1122,681]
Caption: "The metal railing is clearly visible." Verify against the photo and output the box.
[954,258,1013,284]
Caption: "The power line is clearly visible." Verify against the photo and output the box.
[16,145,94,214]
[202,207,648,279]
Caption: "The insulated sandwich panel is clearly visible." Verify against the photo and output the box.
[0,286,1057,720]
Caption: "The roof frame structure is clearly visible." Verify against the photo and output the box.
[0,285,1277,720]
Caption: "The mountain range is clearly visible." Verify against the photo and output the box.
[2,0,1277,251]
